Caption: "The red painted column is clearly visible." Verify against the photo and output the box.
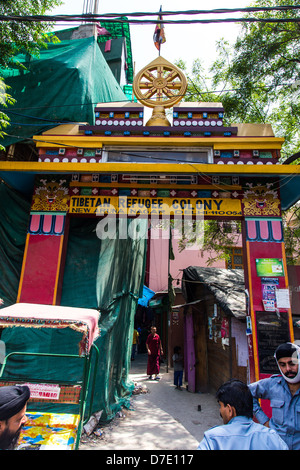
[17,177,70,305]
[241,181,294,391]
[17,213,69,305]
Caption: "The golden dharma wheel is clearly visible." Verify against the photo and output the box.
[133,56,187,126]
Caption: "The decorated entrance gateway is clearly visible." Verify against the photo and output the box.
[6,56,300,386]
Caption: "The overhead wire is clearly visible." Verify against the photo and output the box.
[47,6,300,17]
[0,79,297,113]
[0,6,300,25]
[0,83,296,114]
[1,15,300,25]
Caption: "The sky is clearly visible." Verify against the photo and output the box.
[51,0,251,75]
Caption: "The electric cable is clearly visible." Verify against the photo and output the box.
[1,15,300,25]
[3,110,83,123]
[51,6,300,17]
[0,80,297,113]
[1,5,300,24]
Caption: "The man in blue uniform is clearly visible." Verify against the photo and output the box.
[198,379,288,450]
[249,342,300,450]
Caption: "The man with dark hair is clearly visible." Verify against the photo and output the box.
[0,385,30,449]
[249,342,300,450]
[198,379,288,450]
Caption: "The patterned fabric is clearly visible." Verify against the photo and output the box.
[17,412,80,450]
[0,302,100,356]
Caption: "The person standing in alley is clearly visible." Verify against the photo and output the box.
[146,326,163,380]
[172,346,184,390]
[131,328,139,361]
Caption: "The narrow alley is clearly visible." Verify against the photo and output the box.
[80,353,221,451]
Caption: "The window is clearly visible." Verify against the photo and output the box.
[102,146,212,164]
[226,247,243,270]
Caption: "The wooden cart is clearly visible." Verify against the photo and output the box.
[0,303,100,450]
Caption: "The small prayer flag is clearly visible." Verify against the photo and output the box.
[153,6,166,53]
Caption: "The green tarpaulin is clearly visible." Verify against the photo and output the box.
[54,21,134,84]
[0,186,148,421]
[1,36,127,147]
[0,183,30,305]
[60,217,147,419]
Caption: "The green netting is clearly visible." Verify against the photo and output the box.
[52,20,133,83]
[0,36,127,147]
[0,183,30,305]
[62,217,147,419]
[97,18,134,83]
[98,17,134,83]
[0,213,147,421]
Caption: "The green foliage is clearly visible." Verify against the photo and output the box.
[178,220,241,266]
[0,78,15,149]
[175,58,221,104]
[0,0,62,68]
[283,203,300,264]
[177,0,300,160]
[0,0,62,147]
[176,1,300,263]
[211,0,300,160]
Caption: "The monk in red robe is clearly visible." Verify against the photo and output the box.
[146,326,163,380]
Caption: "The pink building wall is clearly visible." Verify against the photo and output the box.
[148,228,230,292]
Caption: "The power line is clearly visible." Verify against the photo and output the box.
[4,109,82,124]
[0,100,129,112]
[0,5,300,25]
[0,79,297,114]
[1,16,300,25]
[1,5,300,20]
[57,6,300,17]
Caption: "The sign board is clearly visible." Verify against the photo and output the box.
[256,258,284,277]
[70,196,242,217]
[22,383,61,400]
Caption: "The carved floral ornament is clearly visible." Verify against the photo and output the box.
[242,183,281,217]
[31,177,70,212]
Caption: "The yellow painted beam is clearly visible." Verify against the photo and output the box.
[213,139,284,150]
[0,161,299,175]
[33,135,285,150]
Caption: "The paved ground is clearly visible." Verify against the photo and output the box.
[80,353,221,451]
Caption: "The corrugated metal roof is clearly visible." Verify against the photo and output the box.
[182,266,246,319]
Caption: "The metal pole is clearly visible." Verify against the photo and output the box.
[94,0,99,14]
